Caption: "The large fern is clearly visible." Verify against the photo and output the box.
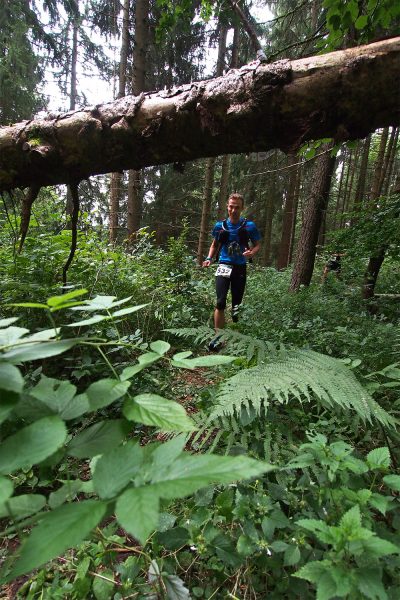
[167,327,395,428]
[165,326,278,362]
[209,348,395,428]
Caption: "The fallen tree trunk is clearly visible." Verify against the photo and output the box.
[1,37,399,192]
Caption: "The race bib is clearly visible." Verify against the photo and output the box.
[215,264,232,278]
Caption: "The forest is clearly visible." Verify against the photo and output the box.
[0,0,400,598]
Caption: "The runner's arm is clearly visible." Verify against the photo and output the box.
[202,239,219,267]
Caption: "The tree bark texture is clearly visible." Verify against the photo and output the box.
[1,38,399,192]
[277,154,299,269]
[289,144,336,291]
[350,134,371,224]
[127,0,149,236]
[109,0,130,243]
[197,157,216,264]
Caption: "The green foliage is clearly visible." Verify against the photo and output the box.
[321,0,400,51]
[209,347,395,427]
[0,293,272,584]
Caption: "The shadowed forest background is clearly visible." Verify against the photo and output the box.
[0,1,400,598]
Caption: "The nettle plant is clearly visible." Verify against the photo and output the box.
[0,290,274,583]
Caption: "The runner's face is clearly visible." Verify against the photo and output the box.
[227,198,243,223]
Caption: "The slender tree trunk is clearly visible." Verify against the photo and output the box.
[197,158,216,264]
[351,134,371,224]
[127,0,149,238]
[109,0,130,243]
[262,153,277,266]
[66,11,79,228]
[277,154,297,269]
[339,148,354,228]
[289,143,336,291]
[382,127,399,196]
[217,25,239,220]
[197,25,228,262]
[363,128,389,299]
[332,150,346,231]
[288,163,301,264]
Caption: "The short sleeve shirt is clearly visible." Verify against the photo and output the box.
[212,217,261,265]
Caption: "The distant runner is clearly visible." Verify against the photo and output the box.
[322,252,345,283]
[202,193,261,351]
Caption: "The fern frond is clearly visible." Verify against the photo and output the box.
[165,326,278,362]
[209,349,396,428]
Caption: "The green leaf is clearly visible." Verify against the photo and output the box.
[367,447,391,470]
[383,474,400,491]
[0,494,46,520]
[237,534,256,556]
[369,493,391,515]
[10,500,106,579]
[270,541,289,552]
[66,314,109,327]
[119,364,147,380]
[92,442,143,499]
[362,536,399,557]
[150,340,171,355]
[92,569,115,600]
[0,476,13,504]
[172,351,193,360]
[150,435,186,473]
[357,567,388,600]
[0,416,67,475]
[111,304,148,317]
[116,486,160,544]
[151,454,274,499]
[164,573,190,600]
[86,378,131,411]
[0,363,23,393]
[340,504,361,532]
[355,14,368,29]
[284,545,300,566]
[48,480,85,509]
[46,289,88,307]
[2,339,78,364]
[123,394,196,432]
[315,572,338,600]
[173,355,236,368]
[294,559,330,583]
[138,352,162,366]
[30,375,79,418]
[0,317,19,327]
[0,326,29,346]
[156,526,188,550]
[0,391,20,425]
[70,295,131,312]
[67,420,130,458]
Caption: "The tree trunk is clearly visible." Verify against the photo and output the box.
[197,158,216,264]
[1,38,400,192]
[362,127,390,299]
[288,163,301,264]
[262,153,277,266]
[289,143,336,291]
[197,25,228,263]
[127,0,149,237]
[382,127,399,196]
[217,24,239,220]
[66,10,79,228]
[109,0,130,243]
[350,134,371,224]
[277,154,297,269]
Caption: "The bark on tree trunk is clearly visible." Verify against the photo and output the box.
[288,163,301,264]
[197,158,216,264]
[362,127,390,299]
[382,127,399,196]
[109,0,130,243]
[197,25,228,263]
[262,153,277,266]
[277,154,298,269]
[66,11,79,228]
[1,38,399,192]
[350,134,371,224]
[289,143,336,291]
[127,0,149,237]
